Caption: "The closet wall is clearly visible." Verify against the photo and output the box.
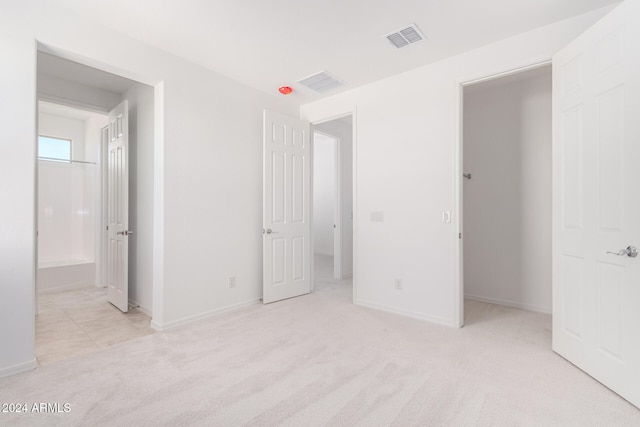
[463,66,552,313]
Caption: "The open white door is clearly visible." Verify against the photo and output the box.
[106,100,130,313]
[263,110,311,303]
[553,0,640,408]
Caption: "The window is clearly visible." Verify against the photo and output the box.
[38,136,71,162]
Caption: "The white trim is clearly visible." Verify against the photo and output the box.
[37,93,111,115]
[355,299,457,328]
[150,298,259,331]
[312,112,353,126]
[461,60,552,88]
[37,42,157,87]
[0,359,37,379]
[455,60,553,328]
[34,85,40,320]
[453,80,464,329]
[151,81,165,328]
[99,125,109,287]
[334,131,342,280]
[37,282,97,294]
[465,294,551,315]
[309,129,315,293]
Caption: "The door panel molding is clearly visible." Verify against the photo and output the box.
[107,100,129,313]
[552,1,640,408]
[263,110,311,304]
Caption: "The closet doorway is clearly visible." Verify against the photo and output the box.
[462,64,552,322]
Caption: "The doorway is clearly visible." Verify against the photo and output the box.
[35,52,155,365]
[462,64,552,323]
[312,115,354,294]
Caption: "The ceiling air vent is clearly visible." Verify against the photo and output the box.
[297,70,344,93]
[385,23,425,48]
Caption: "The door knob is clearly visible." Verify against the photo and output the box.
[263,228,277,234]
[116,230,134,236]
[606,246,638,258]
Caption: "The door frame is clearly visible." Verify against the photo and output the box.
[309,111,356,300]
[34,42,165,327]
[454,60,552,328]
[312,129,342,280]
[100,125,109,287]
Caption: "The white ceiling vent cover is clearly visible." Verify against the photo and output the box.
[385,23,425,48]
[297,70,344,93]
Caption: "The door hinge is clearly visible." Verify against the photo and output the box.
[459,232,462,239]
[106,225,109,231]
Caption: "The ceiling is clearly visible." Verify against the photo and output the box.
[44,0,620,104]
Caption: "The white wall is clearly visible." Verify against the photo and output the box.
[314,118,354,277]
[313,133,336,256]
[0,0,296,378]
[125,83,155,314]
[160,71,294,328]
[37,112,91,264]
[37,161,90,264]
[39,112,86,162]
[0,0,616,378]
[38,73,122,113]
[84,112,107,286]
[37,106,107,292]
[300,7,615,326]
[463,67,552,313]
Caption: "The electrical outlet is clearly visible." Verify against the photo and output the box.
[228,276,237,288]
[395,278,403,290]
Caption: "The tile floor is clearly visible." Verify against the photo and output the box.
[36,257,337,366]
[36,286,154,366]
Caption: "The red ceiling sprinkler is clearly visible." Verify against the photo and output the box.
[278,86,293,95]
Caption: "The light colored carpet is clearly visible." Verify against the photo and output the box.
[1,277,639,426]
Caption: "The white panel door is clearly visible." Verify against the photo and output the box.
[263,110,311,303]
[107,100,130,313]
[553,0,640,408]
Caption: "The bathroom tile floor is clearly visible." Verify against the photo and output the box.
[36,286,154,366]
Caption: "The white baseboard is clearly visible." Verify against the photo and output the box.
[355,299,456,328]
[0,358,37,379]
[37,282,94,294]
[464,294,551,314]
[151,298,260,331]
[150,320,164,332]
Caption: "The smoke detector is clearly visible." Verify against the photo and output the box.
[385,23,425,48]
[297,70,344,93]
